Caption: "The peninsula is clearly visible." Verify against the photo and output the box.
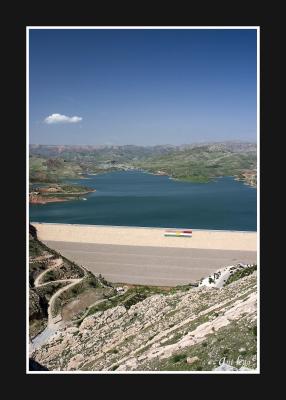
[29,184,96,204]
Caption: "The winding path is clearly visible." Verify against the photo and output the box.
[34,257,63,287]
[34,256,87,326]
[30,253,111,352]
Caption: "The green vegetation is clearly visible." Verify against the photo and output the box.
[29,225,119,341]
[150,318,257,371]
[29,230,86,285]
[29,318,48,339]
[171,353,187,363]
[29,237,44,257]
[224,265,257,286]
[29,261,49,286]
[169,282,198,293]
[30,156,83,183]
[82,283,202,321]
[107,348,119,354]
[29,231,59,258]
[40,262,84,283]
[30,142,257,185]
[30,241,257,371]
[29,234,56,285]
[52,184,91,193]
[35,281,70,302]
[29,181,95,203]
[134,145,257,184]
[33,183,94,195]
[85,286,170,318]
[51,272,105,318]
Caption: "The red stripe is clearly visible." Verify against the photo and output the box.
[165,230,192,232]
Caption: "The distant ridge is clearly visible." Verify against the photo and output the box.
[30,141,257,157]
[29,141,257,186]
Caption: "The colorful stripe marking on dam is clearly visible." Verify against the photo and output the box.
[164,229,192,237]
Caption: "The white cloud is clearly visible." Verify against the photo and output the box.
[44,113,82,124]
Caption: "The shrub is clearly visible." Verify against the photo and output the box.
[224,265,257,286]
[172,353,187,363]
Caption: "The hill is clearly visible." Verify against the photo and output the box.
[29,224,257,372]
[29,142,257,186]
[31,267,257,371]
[29,155,84,183]
[29,225,115,338]
[134,144,257,185]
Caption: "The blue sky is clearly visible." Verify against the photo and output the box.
[29,28,257,145]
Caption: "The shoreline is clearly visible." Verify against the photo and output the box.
[29,189,96,205]
[85,169,257,187]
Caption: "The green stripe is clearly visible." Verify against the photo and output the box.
[164,234,192,237]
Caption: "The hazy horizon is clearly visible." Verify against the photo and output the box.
[29,29,257,146]
[29,139,257,147]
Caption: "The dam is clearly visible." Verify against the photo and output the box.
[32,223,257,286]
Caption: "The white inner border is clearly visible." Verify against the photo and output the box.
[26,26,260,375]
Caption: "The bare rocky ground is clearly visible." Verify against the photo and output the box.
[31,271,257,371]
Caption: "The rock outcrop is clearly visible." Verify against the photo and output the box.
[31,272,257,371]
[29,287,48,321]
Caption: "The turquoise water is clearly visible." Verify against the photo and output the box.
[29,171,257,231]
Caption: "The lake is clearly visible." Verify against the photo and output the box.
[29,171,257,231]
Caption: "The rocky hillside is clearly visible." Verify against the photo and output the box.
[31,270,257,371]
[29,155,84,183]
[29,223,257,372]
[29,225,115,339]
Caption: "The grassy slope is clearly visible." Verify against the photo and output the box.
[224,265,257,286]
[50,271,115,318]
[149,317,257,371]
[29,227,116,336]
[83,283,197,320]
[133,146,257,183]
[29,156,83,183]
[30,143,257,184]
